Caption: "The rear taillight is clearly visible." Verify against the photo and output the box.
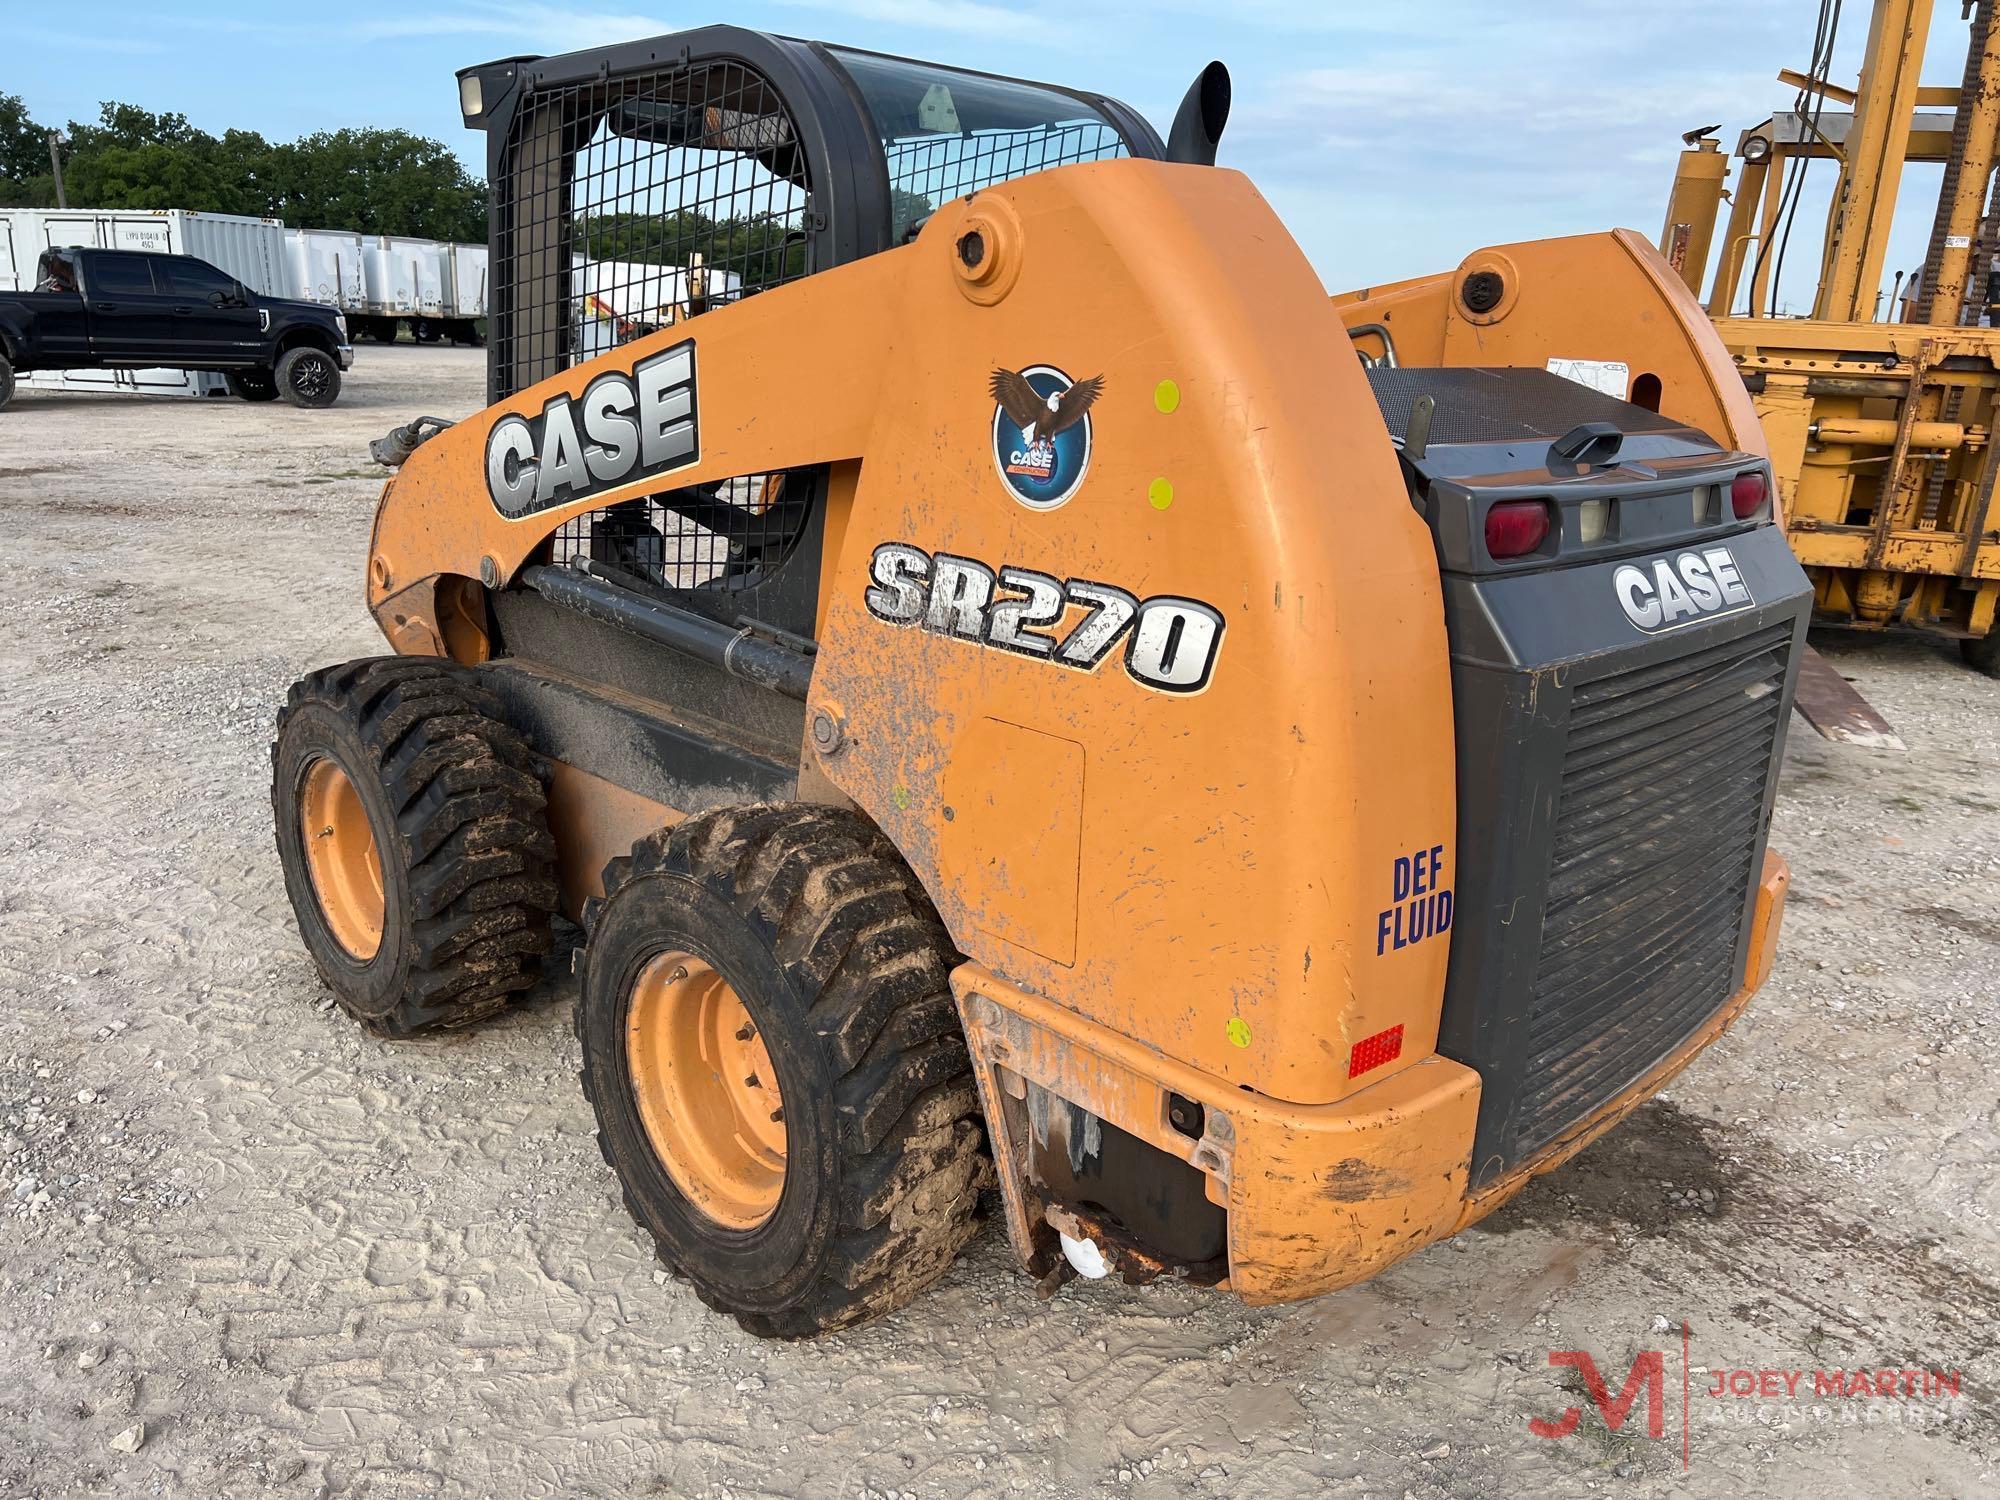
[1485,499,1552,559]
[1349,1024,1405,1080]
[1730,470,1768,519]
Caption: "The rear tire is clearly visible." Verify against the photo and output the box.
[276,346,341,407]
[272,657,559,1035]
[576,804,989,1338]
[1961,631,2000,677]
[0,353,14,411]
[226,369,279,402]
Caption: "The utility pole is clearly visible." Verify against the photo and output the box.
[47,130,66,209]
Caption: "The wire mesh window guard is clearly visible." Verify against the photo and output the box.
[496,58,813,397]
[830,48,1130,240]
[495,60,817,627]
[545,468,822,628]
[882,123,1128,238]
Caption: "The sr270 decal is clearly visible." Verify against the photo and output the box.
[865,543,1225,694]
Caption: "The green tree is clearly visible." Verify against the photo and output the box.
[64,142,253,214]
[0,93,52,207]
[66,102,209,154]
[263,128,485,241]
[0,99,485,241]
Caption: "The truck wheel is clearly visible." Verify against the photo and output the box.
[272,657,559,1036]
[576,805,989,1338]
[413,319,441,344]
[277,346,341,408]
[1961,631,2000,677]
[0,354,13,411]
[225,369,279,402]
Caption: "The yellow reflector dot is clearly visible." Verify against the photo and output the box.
[1154,379,1180,414]
[1225,1017,1252,1048]
[1148,478,1174,510]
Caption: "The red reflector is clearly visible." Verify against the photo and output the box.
[1484,499,1551,558]
[1349,1024,1405,1079]
[1730,470,1768,519]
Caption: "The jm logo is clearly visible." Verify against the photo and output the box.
[1529,1350,1667,1442]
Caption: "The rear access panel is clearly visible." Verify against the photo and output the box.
[1369,367,1813,1186]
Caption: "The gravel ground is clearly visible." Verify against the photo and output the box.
[0,345,1994,1499]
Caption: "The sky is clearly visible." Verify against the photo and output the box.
[6,0,1983,311]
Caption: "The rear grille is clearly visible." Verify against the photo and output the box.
[1514,622,1791,1156]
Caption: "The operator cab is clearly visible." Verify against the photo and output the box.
[452,29,1229,402]
[455,28,1223,646]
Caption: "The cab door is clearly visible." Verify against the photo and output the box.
[78,252,178,363]
[26,253,91,358]
[161,256,264,365]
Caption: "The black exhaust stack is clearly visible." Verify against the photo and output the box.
[1166,61,1230,166]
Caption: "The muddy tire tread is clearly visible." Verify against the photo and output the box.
[274,655,557,1034]
[579,803,990,1337]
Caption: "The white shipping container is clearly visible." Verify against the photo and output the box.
[0,207,292,398]
[447,242,488,319]
[362,235,447,317]
[285,227,366,311]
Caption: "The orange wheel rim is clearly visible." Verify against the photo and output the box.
[299,757,385,961]
[626,950,787,1229]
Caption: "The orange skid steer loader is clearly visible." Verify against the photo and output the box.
[271,31,1807,1336]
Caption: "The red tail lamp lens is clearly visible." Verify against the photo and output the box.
[1730,470,1768,519]
[1349,1024,1405,1079]
[1485,499,1552,559]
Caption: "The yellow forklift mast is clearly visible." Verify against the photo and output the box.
[1655,0,2000,672]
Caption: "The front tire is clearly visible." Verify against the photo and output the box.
[577,805,989,1338]
[272,657,559,1035]
[276,346,341,408]
[0,353,14,411]
[226,369,279,402]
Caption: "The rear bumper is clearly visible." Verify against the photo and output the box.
[955,849,1789,1304]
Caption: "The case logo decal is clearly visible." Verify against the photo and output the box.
[485,341,697,519]
[1614,546,1754,633]
[989,365,1103,510]
[865,542,1224,694]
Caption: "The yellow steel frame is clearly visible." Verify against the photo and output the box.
[1660,0,2000,644]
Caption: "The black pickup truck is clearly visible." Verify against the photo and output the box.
[0,246,354,410]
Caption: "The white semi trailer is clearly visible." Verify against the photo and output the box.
[284,228,367,316]
[352,235,487,345]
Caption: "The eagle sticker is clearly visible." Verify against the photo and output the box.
[989,365,1103,510]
